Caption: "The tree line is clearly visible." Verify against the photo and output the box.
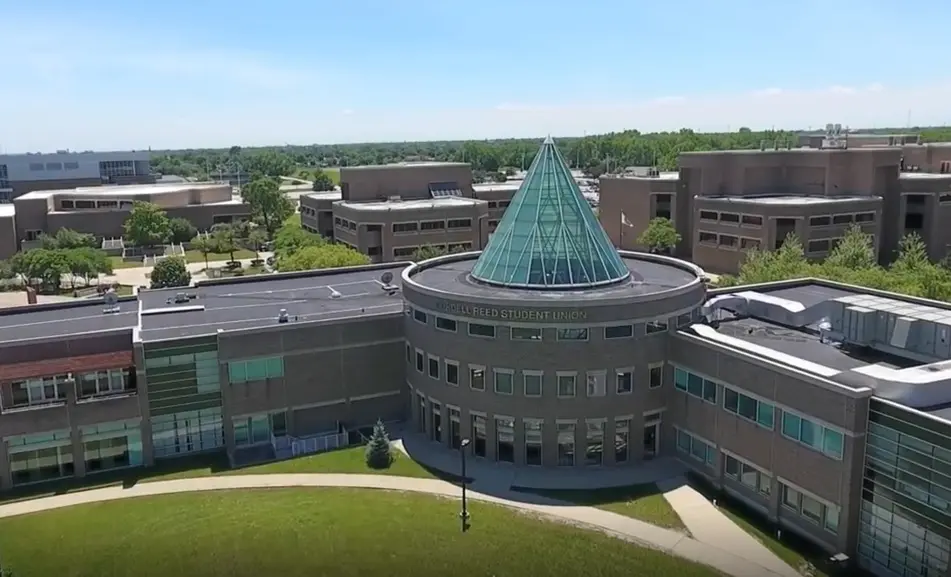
[718,225,951,301]
[149,126,951,182]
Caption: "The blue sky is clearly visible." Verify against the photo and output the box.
[3,0,951,151]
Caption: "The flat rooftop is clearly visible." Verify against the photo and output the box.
[899,172,951,181]
[605,171,680,181]
[408,253,700,303]
[303,191,343,202]
[702,195,881,206]
[138,265,407,341]
[337,197,484,211]
[0,299,139,343]
[17,183,229,201]
[690,280,951,418]
[343,162,469,171]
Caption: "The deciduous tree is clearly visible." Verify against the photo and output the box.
[168,218,198,244]
[311,169,336,191]
[636,218,681,255]
[149,257,191,289]
[278,244,369,272]
[241,177,295,238]
[124,202,171,248]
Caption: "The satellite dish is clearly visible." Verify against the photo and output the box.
[381,271,394,285]
[104,290,118,306]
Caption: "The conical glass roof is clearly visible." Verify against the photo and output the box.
[470,137,630,289]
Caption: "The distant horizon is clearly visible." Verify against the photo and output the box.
[2,124,944,156]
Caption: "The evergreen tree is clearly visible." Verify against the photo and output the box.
[365,420,393,470]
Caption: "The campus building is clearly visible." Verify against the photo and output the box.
[0,183,251,259]
[0,150,155,201]
[2,138,951,577]
[599,128,951,274]
[298,163,527,262]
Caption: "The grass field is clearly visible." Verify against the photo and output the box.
[293,166,340,184]
[0,488,725,577]
[109,256,143,269]
[515,483,686,531]
[0,447,442,505]
[184,249,257,264]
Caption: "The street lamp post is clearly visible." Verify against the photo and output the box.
[460,438,471,532]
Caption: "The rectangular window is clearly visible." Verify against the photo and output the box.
[428,355,440,379]
[723,387,773,428]
[720,212,740,224]
[676,429,715,466]
[524,420,543,466]
[585,420,604,466]
[718,235,738,248]
[807,239,830,253]
[809,216,831,226]
[435,317,457,332]
[604,324,633,339]
[701,379,717,402]
[494,369,514,395]
[510,327,542,341]
[674,367,689,391]
[586,371,606,397]
[698,231,717,245]
[615,418,630,463]
[557,373,576,397]
[832,214,853,225]
[854,212,875,223]
[741,214,763,227]
[469,366,485,391]
[415,350,424,373]
[468,323,496,338]
[228,357,283,383]
[781,411,843,460]
[392,222,419,233]
[447,218,472,229]
[523,371,543,397]
[646,320,667,334]
[740,237,761,250]
[413,309,428,324]
[556,328,588,341]
[557,422,576,466]
[699,210,718,221]
[445,360,459,385]
[648,364,664,389]
[616,369,633,394]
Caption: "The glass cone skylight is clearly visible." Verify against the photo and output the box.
[470,136,630,289]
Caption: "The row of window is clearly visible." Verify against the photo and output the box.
[28,161,81,171]
[677,429,841,535]
[674,367,844,460]
[410,307,691,340]
[698,211,763,227]
[393,219,473,234]
[334,216,357,231]
[409,345,665,396]
[806,236,875,254]
[697,231,761,251]
[417,397,635,466]
[809,212,875,227]
[486,200,511,210]
[228,357,284,384]
[5,368,134,409]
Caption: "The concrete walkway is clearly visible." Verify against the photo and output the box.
[0,473,799,577]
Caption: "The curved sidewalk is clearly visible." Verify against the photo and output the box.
[0,473,797,577]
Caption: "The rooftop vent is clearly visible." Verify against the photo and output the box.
[102,290,121,314]
[174,292,188,303]
[278,309,289,323]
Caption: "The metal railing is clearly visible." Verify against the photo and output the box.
[271,429,349,459]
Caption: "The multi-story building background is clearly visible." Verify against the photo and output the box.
[0,151,155,201]
[600,128,951,273]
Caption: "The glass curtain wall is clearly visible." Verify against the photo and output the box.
[8,430,74,485]
[81,420,143,472]
[860,400,951,577]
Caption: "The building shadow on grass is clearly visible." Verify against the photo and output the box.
[0,453,232,505]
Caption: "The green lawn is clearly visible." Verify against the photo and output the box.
[515,483,687,532]
[184,249,257,264]
[109,256,143,269]
[293,166,340,184]
[0,447,442,505]
[0,488,725,577]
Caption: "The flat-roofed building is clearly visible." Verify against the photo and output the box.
[3,137,951,577]
[0,183,250,257]
[600,137,951,273]
[0,150,155,201]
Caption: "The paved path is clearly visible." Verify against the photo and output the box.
[0,473,798,577]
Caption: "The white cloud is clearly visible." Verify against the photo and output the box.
[752,88,783,97]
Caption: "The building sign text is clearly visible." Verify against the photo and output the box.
[436,302,587,322]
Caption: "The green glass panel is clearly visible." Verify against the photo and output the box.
[266,357,284,378]
[245,360,268,381]
[228,362,247,384]
[470,136,629,288]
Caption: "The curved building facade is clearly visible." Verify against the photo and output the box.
[402,250,704,467]
[402,136,706,467]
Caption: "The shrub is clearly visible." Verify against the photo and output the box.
[365,420,393,470]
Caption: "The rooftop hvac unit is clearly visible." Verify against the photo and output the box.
[278,309,289,323]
